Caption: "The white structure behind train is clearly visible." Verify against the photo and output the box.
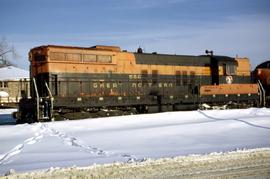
[0,65,29,107]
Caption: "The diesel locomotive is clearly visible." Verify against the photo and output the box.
[254,61,270,106]
[14,45,266,123]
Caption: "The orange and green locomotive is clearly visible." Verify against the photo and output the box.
[254,61,270,106]
[15,45,263,123]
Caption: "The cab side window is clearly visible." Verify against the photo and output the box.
[141,70,148,84]
[35,55,46,61]
[224,64,236,75]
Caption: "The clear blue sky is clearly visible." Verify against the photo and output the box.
[1,0,270,69]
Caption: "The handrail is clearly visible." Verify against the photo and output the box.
[258,80,266,107]
[45,82,53,98]
[45,82,54,121]
[33,78,39,121]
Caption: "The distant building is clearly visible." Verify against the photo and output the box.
[0,65,29,107]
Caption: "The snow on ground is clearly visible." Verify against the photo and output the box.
[4,148,270,179]
[0,108,270,176]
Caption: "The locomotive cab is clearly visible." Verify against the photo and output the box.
[210,55,238,85]
[200,55,260,108]
[16,47,53,123]
[29,47,50,97]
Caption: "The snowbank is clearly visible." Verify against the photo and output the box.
[3,148,270,178]
[0,109,16,125]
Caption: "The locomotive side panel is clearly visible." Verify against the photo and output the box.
[30,45,259,109]
[31,46,214,110]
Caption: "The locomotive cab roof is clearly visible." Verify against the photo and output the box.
[30,45,121,52]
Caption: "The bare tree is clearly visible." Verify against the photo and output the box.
[0,37,19,66]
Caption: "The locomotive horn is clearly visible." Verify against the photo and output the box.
[205,50,213,56]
